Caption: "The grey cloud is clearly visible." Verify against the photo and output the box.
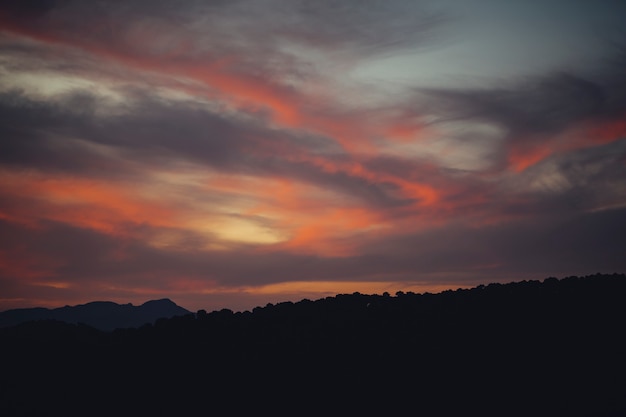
[0,0,57,19]
[278,0,446,55]
[0,0,447,82]
[490,207,626,277]
[418,46,626,154]
[0,91,146,178]
[406,46,626,215]
[264,155,414,208]
[422,72,614,138]
[0,89,423,208]
[500,139,626,215]
[0,89,260,170]
[356,207,626,283]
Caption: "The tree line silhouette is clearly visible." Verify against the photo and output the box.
[1,273,625,416]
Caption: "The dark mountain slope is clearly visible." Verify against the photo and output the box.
[0,298,190,331]
[1,273,625,416]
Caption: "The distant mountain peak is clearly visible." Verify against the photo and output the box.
[0,299,191,331]
[141,298,176,306]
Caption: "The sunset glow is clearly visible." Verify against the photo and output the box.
[1,0,625,313]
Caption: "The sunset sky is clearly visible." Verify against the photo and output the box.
[1,0,625,313]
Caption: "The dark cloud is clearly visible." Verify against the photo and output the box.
[281,0,446,55]
[356,207,626,283]
[0,0,446,68]
[490,207,626,277]
[419,48,626,154]
[0,89,428,208]
[0,91,137,178]
[427,73,606,135]
[0,0,57,19]
[492,139,626,217]
[425,73,620,138]
[0,89,260,170]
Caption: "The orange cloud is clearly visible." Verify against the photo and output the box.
[203,154,443,254]
[507,113,626,172]
[208,173,380,255]
[508,144,553,172]
[278,207,383,256]
[0,21,388,154]
[0,248,63,280]
[0,171,177,237]
[301,155,439,206]
[381,113,428,143]
[588,115,626,144]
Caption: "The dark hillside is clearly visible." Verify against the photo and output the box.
[1,273,625,416]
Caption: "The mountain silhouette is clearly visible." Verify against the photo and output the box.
[0,298,190,331]
[1,273,625,416]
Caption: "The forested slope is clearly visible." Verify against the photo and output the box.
[2,273,625,416]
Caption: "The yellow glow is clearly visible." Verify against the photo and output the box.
[186,215,287,245]
[224,280,471,297]
[34,281,71,289]
[146,229,197,250]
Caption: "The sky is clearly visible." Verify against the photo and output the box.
[1,0,625,313]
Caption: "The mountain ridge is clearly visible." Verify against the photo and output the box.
[0,298,190,331]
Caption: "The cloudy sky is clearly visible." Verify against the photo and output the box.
[1,0,625,313]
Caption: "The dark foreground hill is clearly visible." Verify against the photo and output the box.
[0,298,190,331]
[1,273,625,416]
